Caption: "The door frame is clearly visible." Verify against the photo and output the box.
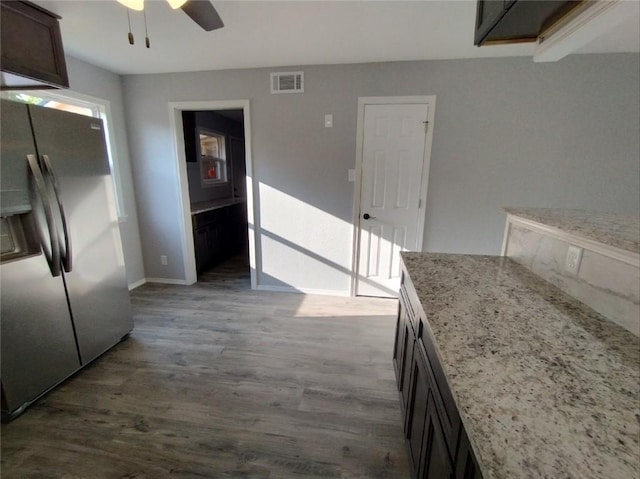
[168,100,257,288]
[350,96,437,296]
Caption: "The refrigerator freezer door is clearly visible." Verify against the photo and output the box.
[0,100,81,416]
[28,105,133,365]
[0,100,34,216]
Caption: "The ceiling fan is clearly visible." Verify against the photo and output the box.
[117,0,224,32]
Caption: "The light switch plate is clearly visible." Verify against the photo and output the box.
[565,245,583,276]
[348,169,356,182]
[324,114,333,128]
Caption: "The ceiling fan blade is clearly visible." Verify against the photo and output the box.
[181,0,224,31]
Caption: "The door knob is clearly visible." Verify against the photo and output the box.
[363,213,376,220]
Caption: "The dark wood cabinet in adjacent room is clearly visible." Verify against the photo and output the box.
[1,1,69,89]
[193,203,247,274]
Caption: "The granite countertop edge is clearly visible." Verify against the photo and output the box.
[190,197,246,215]
[400,251,640,479]
[503,207,640,255]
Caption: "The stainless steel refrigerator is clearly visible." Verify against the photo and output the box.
[0,99,133,420]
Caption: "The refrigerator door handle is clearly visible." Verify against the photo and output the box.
[41,154,72,273]
[26,154,61,277]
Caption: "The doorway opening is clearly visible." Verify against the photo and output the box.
[168,100,257,288]
[183,109,250,282]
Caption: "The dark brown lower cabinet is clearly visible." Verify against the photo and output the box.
[406,341,453,479]
[193,203,247,273]
[405,352,429,477]
[396,270,483,479]
[406,349,429,474]
[194,226,212,270]
[393,295,414,418]
[455,429,483,479]
[421,393,454,479]
[392,301,406,385]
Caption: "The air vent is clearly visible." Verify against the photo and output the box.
[271,71,304,94]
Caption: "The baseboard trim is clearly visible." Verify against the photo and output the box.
[128,278,147,290]
[146,277,190,285]
[255,284,350,297]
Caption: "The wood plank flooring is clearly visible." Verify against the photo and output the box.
[1,256,410,478]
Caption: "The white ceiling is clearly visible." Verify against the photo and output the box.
[35,0,640,75]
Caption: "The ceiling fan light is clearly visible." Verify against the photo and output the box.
[166,0,187,9]
[117,0,144,11]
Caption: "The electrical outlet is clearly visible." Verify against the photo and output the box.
[160,255,168,266]
[565,245,582,276]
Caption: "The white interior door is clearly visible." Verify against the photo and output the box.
[356,102,429,297]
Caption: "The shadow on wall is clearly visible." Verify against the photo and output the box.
[251,182,398,297]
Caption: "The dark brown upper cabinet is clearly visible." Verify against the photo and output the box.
[1,1,69,89]
[474,0,581,46]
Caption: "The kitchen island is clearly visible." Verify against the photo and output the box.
[396,252,639,479]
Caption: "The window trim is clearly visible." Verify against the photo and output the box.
[197,127,228,188]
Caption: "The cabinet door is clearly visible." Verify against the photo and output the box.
[228,204,243,256]
[417,319,461,452]
[455,429,484,479]
[475,0,506,44]
[208,221,222,265]
[393,298,408,387]
[400,318,416,432]
[393,299,406,384]
[420,392,454,479]
[194,226,210,273]
[0,1,69,88]
[406,346,454,479]
[400,317,415,425]
[405,343,429,475]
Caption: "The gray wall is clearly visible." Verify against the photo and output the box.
[66,56,145,287]
[122,53,640,293]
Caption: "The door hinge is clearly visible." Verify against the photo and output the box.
[418,199,422,208]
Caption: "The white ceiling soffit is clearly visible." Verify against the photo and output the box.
[34,0,640,76]
[535,0,640,62]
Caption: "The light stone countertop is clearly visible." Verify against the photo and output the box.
[503,207,639,254]
[401,252,640,479]
[190,197,246,215]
